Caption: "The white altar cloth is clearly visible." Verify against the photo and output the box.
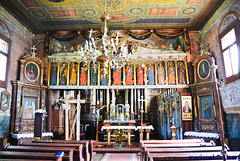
[184,131,220,139]
[103,120,136,124]
[136,125,154,131]
[101,126,137,131]
[12,132,53,139]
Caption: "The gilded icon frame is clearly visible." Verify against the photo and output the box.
[24,62,40,82]
[197,59,210,80]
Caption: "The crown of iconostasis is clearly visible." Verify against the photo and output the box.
[47,49,189,89]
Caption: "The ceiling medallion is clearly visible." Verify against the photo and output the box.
[182,7,197,15]
[83,9,96,16]
[31,10,46,18]
[129,8,143,16]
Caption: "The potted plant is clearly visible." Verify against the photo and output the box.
[113,129,126,148]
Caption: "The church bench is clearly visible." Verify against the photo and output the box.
[140,139,204,145]
[142,143,218,161]
[140,139,215,161]
[0,151,64,161]
[148,151,240,161]
[3,145,76,161]
[32,140,93,161]
[145,146,222,161]
[19,142,84,161]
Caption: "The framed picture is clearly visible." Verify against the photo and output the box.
[0,91,10,111]
[181,96,192,120]
[22,97,38,119]
[197,59,210,80]
[198,95,214,118]
[24,62,40,82]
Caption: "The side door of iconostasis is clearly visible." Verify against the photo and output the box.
[191,55,219,132]
[11,55,47,134]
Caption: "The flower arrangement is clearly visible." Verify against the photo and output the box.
[113,129,126,147]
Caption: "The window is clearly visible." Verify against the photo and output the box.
[219,19,240,84]
[0,34,11,88]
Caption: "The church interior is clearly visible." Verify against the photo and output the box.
[0,0,240,160]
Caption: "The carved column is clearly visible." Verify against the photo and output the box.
[127,129,131,145]
[10,81,24,134]
[106,129,111,145]
[146,129,151,140]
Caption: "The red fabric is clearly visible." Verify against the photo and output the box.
[100,153,139,161]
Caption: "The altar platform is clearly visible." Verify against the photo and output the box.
[93,141,140,153]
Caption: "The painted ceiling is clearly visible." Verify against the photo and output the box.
[1,0,223,33]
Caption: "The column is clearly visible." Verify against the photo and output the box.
[146,129,151,140]
[76,93,80,140]
[175,59,178,85]
[107,88,109,119]
[106,129,112,145]
[127,129,132,145]
[57,61,60,86]
[131,88,133,115]
[47,60,51,86]
[65,95,69,140]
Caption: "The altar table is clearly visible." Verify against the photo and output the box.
[101,126,137,146]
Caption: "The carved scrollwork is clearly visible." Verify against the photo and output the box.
[198,87,211,93]
[201,125,215,131]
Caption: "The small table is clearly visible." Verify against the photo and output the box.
[101,125,137,146]
[136,125,154,140]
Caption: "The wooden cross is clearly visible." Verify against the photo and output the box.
[65,94,86,141]
[31,45,37,58]
[199,43,204,55]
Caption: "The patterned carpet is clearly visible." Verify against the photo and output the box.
[100,153,139,161]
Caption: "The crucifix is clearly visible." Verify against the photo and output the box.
[31,45,37,58]
[139,95,147,141]
[64,93,86,141]
[91,104,106,146]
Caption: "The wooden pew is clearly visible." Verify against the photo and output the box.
[140,139,216,161]
[19,142,84,161]
[3,145,75,161]
[148,151,240,161]
[32,140,93,161]
[145,146,222,161]
[0,151,63,161]
[145,146,222,153]
[140,139,205,155]
[141,139,204,144]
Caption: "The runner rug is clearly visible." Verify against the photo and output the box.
[100,153,139,161]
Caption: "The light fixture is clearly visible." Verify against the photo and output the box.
[78,1,131,69]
